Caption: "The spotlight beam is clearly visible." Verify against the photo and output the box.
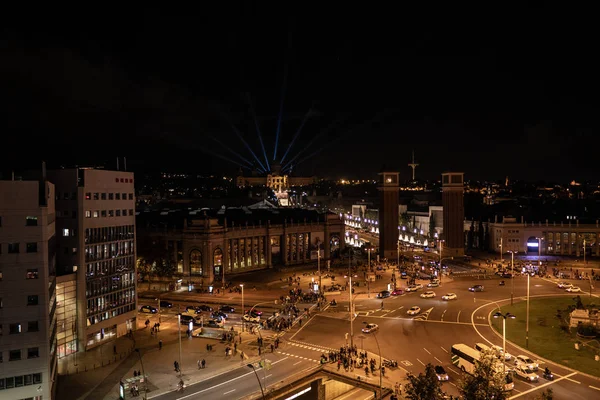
[273,63,288,161]
[209,135,253,167]
[279,105,313,165]
[227,121,268,172]
[246,93,270,171]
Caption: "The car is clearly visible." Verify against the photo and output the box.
[197,305,213,312]
[406,283,423,292]
[391,289,404,296]
[566,286,581,293]
[186,306,202,314]
[469,285,484,292]
[377,290,391,299]
[557,282,572,289]
[442,293,457,301]
[139,305,157,313]
[242,314,260,323]
[514,365,539,382]
[206,319,224,328]
[428,280,440,288]
[211,311,228,320]
[179,314,202,325]
[407,306,421,315]
[400,271,408,279]
[492,345,512,361]
[220,305,235,313]
[362,323,379,333]
[514,355,538,371]
[420,291,436,298]
[159,300,173,308]
[434,365,449,381]
[245,310,261,318]
[414,283,423,290]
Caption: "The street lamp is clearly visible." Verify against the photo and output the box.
[344,272,358,349]
[134,349,147,400]
[317,241,322,295]
[240,284,245,332]
[535,237,544,267]
[499,237,503,263]
[526,272,531,348]
[177,314,182,377]
[438,257,453,284]
[507,251,517,306]
[247,363,266,399]
[493,312,516,374]
[363,322,383,399]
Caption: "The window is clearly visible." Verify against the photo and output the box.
[129,193,134,200]
[85,192,91,200]
[24,374,32,385]
[9,350,21,361]
[122,193,127,200]
[28,347,39,359]
[14,376,23,387]
[26,269,38,279]
[101,210,107,217]
[116,210,121,217]
[0,297,3,308]
[10,323,22,334]
[63,192,70,200]
[109,193,114,200]
[85,210,91,218]
[115,193,121,200]
[8,243,20,253]
[0,272,2,281]
[63,228,70,236]
[101,193,107,200]
[28,321,39,332]
[0,216,2,226]
[122,209,127,216]
[26,243,38,253]
[27,295,38,306]
[129,209,134,216]
[93,211,99,218]
[33,373,42,384]
[93,193,99,200]
[72,210,77,218]
[0,325,2,335]
[108,210,114,217]
[26,216,38,226]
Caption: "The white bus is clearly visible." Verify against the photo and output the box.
[451,344,514,391]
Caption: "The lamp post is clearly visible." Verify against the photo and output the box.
[583,238,586,265]
[438,257,453,284]
[499,237,503,263]
[493,312,516,374]
[157,295,161,324]
[363,323,383,399]
[177,314,182,377]
[508,251,517,306]
[345,271,357,349]
[535,237,544,267]
[397,239,400,267]
[134,349,147,400]
[240,284,245,332]
[247,363,266,399]
[526,272,530,348]
[317,241,322,295]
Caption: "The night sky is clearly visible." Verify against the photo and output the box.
[1,5,598,182]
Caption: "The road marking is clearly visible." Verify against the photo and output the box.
[293,361,302,366]
[262,374,272,379]
[423,348,431,355]
[441,346,448,353]
[441,310,447,321]
[590,385,600,391]
[447,367,459,375]
[416,358,425,366]
[434,357,443,364]
[456,310,462,322]
[400,360,413,366]
[508,371,578,399]
[224,389,236,395]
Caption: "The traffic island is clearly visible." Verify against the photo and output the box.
[491,296,600,377]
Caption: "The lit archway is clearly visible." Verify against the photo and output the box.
[213,247,223,277]
[190,249,202,276]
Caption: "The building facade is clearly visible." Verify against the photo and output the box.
[137,207,345,285]
[442,172,465,257]
[47,168,137,352]
[378,171,400,260]
[0,179,57,399]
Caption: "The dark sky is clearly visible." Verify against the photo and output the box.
[1,5,598,182]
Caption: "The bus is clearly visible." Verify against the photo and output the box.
[451,344,514,391]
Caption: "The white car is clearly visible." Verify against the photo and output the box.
[362,323,379,333]
[420,291,436,298]
[428,280,440,288]
[492,345,512,361]
[405,285,419,292]
[442,293,457,301]
[514,365,539,382]
[242,314,260,323]
[566,286,581,293]
[557,282,572,289]
[514,355,538,370]
[407,306,421,315]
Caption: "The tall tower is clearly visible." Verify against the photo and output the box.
[378,169,400,260]
[442,172,465,257]
[408,150,419,181]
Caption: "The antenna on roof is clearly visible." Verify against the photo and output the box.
[124,157,127,171]
[116,157,120,171]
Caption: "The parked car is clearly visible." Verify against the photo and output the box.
[139,305,157,313]
[469,285,484,292]
[442,293,457,301]
[206,319,224,328]
[391,289,404,296]
[420,291,436,298]
[407,306,421,315]
[159,300,173,308]
[220,305,235,313]
[435,365,449,381]
[362,323,379,333]
[197,305,213,312]
[186,306,202,314]
[377,290,391,299]
[211,311,228,320]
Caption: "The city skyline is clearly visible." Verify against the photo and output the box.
[1,6,598,182]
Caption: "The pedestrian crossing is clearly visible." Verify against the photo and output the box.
[277,351,320,363]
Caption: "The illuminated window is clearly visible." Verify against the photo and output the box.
[93,211,99,218]
[63,229,70,236]
[85,210,91,218]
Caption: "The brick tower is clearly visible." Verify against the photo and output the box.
[378,170,400,260]
[442,172,465,257]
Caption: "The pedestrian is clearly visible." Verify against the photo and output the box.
[234,343,237,353]
[258,346,261,355]
[113,345,117,355]
[202,359,206,369]
[240,351,244,361]
[159,340,163,350]
[197,360,201,369]
[380,301,383,309]
[271,344,274,353]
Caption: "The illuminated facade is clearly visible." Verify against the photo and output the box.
[442,172,465,257]
[377,170,400,260]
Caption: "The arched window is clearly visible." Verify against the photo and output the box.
[213,248,223,267]
[190,249,202,275]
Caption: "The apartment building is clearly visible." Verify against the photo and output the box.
[0,179,57,399]
[48,168,136,352]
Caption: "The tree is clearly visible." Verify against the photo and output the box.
[404,363,445,400]
[458,350,507,400]
[137,235,172,289]
[573,295,585,310]
[534,388,553,400]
